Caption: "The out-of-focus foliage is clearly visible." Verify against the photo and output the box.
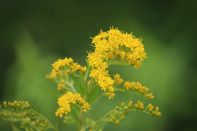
[0,101,56,131]
[0,0,197,131]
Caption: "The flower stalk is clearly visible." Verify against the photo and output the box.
[0,27,161,131]
[47,27,161,130]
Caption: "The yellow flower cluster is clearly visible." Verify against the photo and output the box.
[57,79,65,91]
[2,101,30,109]
[133,101,161,116]
[55,91,90,117]
[105,102,131,125]
[113,74,123,84]
[47,57,86,80]
[47,57,86,91]
[134,100,145,110]
[52,57,86,72]
[88,28,147,98]
[105,100,161,125]
[124,81,154,99]
[146,103,162,116]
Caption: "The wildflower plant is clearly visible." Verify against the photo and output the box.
[0,101,56,131]
[0,27,161,131]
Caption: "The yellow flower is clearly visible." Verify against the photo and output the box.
[124,81,154,99]
[88,27,147,98]
[113,74,123,84]
[47,57,87,91]
[134,100,144,110]
[2,101,30,109]
[57,79,65,91]
[153,107,162,116]
[46,69,57,80]
[146,104,162,116]
[55,91,90,117]
[52,57,73,71]
[146,103,154,112]
[47,57,86,80]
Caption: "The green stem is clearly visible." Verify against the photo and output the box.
[65,81,77,92]
[84,64,90,82]
[78,110,85,131]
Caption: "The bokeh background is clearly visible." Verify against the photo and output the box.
[0,0,197,131]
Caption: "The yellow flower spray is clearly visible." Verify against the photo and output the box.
[0,27,161,131]
[47,27,161,130]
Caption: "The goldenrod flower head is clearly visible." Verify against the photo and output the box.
[88,27,147,98]
[55,91,90,117]
[146,103,154,112]
[57,79,65,91]
[113,74,123,84]
[52,57,73,71]
[47,57,86,80]
[127,101,133,108]
[134,100,144,110]
[2,101,30,110]
[124,81,154,99]
[47,57,86,91]
[46,69,57,79]
[153,107,162,116]
[146,104,162,116]
[91,27,147,68]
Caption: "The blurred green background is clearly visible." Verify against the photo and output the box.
[0,0,197,131]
